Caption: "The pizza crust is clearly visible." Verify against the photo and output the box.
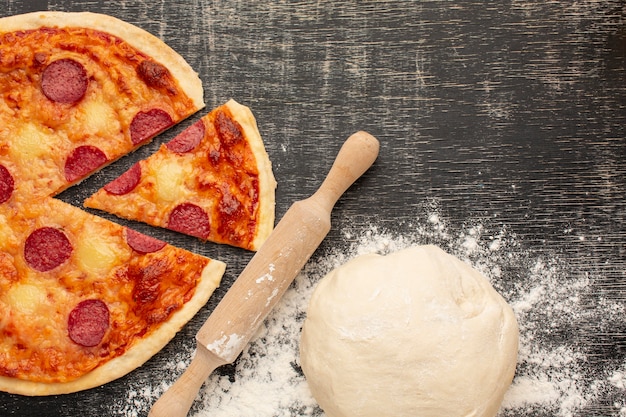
[0,259,224,396]
[84,99,276,251]
[0,11,204,110]
[223,99,277,250]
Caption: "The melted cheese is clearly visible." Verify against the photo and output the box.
[10,123,54,162]
[0,215,16,250]
[79,99,120,138]
[76,232,124,275]
[5,282,48,316]
[153,157,191,203]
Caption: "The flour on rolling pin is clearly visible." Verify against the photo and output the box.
[206,264,279,357]
[205,334,245,360]
[207,264,280,358]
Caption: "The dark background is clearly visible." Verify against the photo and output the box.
[1,1,625,416]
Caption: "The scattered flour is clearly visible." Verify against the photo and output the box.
[110,201,625,416]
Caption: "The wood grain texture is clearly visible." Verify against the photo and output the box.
[1,0,625,416]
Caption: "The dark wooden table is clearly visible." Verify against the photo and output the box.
[1,1,625,416]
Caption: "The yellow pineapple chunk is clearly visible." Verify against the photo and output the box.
[10,122,54,162]
[80,99,120,137]
[76,232,123,275]
[6,283,47,315]
[153,157,191,203]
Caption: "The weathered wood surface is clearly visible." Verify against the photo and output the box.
[1,1,624,416]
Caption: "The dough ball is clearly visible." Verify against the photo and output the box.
[300,245,518,417]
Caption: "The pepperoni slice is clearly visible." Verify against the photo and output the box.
[104,163,142,195]
[24,227,73,272]
[166,119,205,153]
[125,228,167,254]
[64,145,108,183]
[68,299,110,347]
[167,203,211,239]
[0,165,14,204]
[130,109,173,146]
[41,58,88,104]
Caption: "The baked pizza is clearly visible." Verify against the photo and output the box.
[85,99,277,251]
[0,11,229,395]
[0,197,224,395]
[0,11,204,199]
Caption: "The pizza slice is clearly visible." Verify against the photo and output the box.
[0,197,225,395]
[85,99,277,251]
[0,11,205,199]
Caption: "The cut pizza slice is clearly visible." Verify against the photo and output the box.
[0,197,225,395]
[85,99,277,251]
[0,11,205,199]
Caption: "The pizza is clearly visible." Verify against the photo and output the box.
[0,197,224,395]
[0,11,232,395]
[0,11,204,198]
[85,99,277,251]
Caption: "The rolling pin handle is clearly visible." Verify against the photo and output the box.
[148,347,224,417]
[312,131,380,212]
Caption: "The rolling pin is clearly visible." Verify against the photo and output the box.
[148,131,380,417]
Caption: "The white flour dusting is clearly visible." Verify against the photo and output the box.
[205,333,245,360]
[110,201,625,416]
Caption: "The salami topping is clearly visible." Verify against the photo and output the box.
[166,119,205,153]
[130,109,173,146]
[125,228,167,254]
[24,227,73,272]
[68,299,110,347]
[104,163,141,195]
[167,203,211,239]
[64,145,108,183]
[41,58,88,104]
[0,164,15,204]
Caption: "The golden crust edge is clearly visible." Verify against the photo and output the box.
[224,99,277,251]
[0,11,205,110]
[0,259,225,396]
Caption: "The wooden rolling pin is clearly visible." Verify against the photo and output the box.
[148,131,380,417]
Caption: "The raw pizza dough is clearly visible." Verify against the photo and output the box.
[300,245,518,417]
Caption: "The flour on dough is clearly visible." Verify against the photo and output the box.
[300,244,518,417]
